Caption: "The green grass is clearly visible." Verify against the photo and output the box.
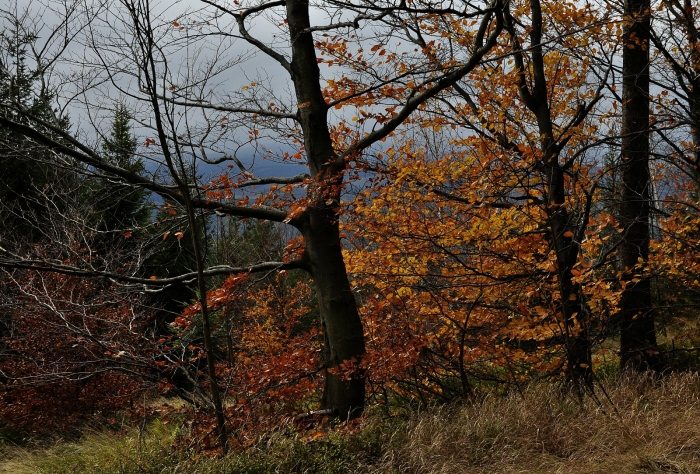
[3,372,700,473]
[0,413,392,474]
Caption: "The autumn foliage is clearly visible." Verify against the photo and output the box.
[0,263,148,434]
[2,0,700,455]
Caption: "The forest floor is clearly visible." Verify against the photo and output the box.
[1,370,700,473]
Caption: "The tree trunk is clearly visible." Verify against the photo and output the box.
[550,205,593,389]
[691,93,700,186]
[506,0,593,389]
[619,0,661,371]
[286,0,366,419]
[301,207,366,419]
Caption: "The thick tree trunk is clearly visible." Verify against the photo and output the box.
[286,0,366,418]
[619,0,661,371]
[301,207,366,419]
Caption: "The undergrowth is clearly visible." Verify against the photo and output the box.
[2,372,700,473]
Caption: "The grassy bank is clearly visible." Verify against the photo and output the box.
[2,372,700,473]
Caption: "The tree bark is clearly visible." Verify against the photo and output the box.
[286,0,366,419]
[301,207,366,419]
[619,0,661,371]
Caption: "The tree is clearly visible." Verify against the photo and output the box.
[492,0,606,389]
[650,0,700,186]
[95,103,152,236]
[618,0,662,370]
[0,0,504,450]
[643,0,700,363]
[0,266,149,434]
[0,175,159,434]
[349,0,615,393]
[0,18,72,242]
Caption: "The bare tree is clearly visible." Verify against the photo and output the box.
[650,0,700,186]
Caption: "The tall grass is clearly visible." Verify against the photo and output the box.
[2,372,700,473]
[375,372,700,473]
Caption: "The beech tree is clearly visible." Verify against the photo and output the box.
[618,0,662,370]
[481,0,607,388]
[345,0,618,395]
[0,0,504,449]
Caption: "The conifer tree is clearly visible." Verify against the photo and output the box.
[96,104,152,233]
[0,26,70,241]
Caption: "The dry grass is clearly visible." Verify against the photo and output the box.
[2,372,700,473]
[372,372,700,473]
